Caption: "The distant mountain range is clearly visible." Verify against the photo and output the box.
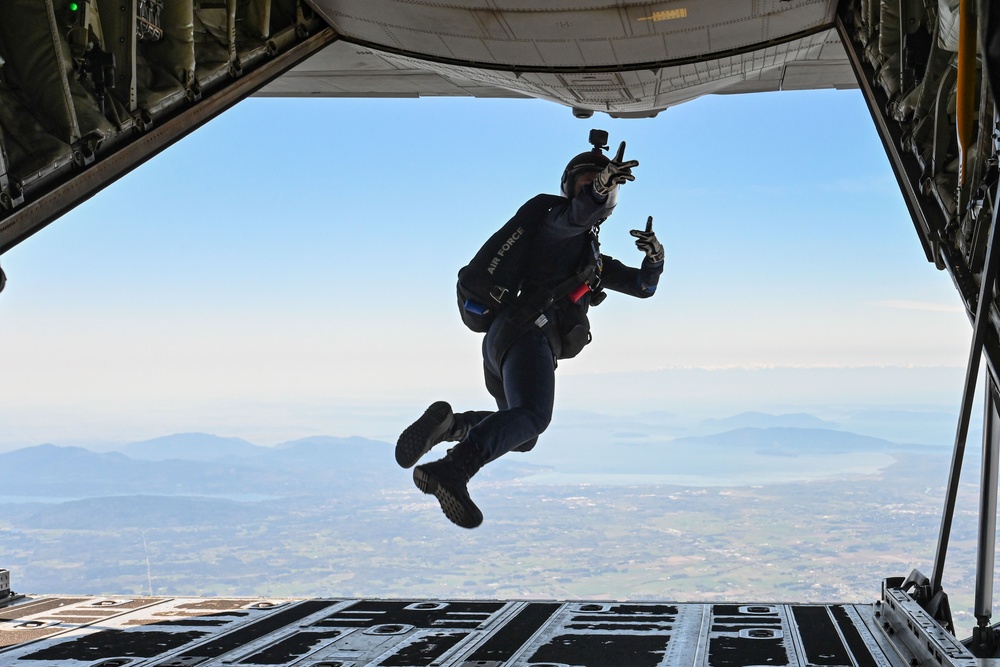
[0,425,945,501]
[697,411,838,431]
[120,432,266,461]
[673,426,908,452]
[0,435,401,499]
[0,424,965,620]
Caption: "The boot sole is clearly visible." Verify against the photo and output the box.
[395,401,454,469]
[413,467,483,529]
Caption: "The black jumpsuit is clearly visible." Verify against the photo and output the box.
[462,184,664,463]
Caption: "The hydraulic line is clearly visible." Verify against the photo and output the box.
[958,0,977,187]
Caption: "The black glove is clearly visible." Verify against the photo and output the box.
[630,216,663,263]
[593,141,638,196]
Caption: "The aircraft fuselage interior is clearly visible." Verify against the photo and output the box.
[2,1,1000,665]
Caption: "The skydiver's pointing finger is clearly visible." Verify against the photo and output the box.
[630,216,664,262]
[614,141,626,163]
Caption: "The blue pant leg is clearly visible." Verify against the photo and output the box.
[466,326,555,463]
[477,361,539,452]
[501,328,553,453]
[476,375,538,452]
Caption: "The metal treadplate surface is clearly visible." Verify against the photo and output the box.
[0,595,933,666]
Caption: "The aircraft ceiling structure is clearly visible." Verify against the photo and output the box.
[262,0,857,115]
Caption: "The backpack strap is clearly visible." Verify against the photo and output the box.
[490,229,601,364]
[548,229,601,305]
[508,228,600,322]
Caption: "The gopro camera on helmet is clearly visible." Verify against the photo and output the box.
[588,129,609,152]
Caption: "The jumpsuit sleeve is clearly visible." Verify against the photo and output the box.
[540,185,616,241]
[598,253,663,298]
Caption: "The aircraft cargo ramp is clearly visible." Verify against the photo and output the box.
[0,585,980,667]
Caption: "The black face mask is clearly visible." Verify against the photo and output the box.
[567,172,618,212]
[560,149,611,197]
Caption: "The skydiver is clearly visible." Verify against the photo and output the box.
[396,132,665,528]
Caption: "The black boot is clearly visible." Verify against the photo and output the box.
[413,441,485,529]
[396,401,468,468]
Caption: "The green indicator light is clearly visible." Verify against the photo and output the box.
[69,2,79,10]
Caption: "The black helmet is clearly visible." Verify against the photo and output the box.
[560,149,610,198]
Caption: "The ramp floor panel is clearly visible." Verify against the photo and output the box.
[0,595,912,666]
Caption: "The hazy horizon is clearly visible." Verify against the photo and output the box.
[0,363,974,452]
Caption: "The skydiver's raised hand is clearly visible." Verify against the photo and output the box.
[593,141,639,196]
[630,216,664,263]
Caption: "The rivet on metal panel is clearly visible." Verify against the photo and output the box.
[739,627,783,639]
[404,602,446,611]
[741,605,776,614]
[364,623,411,636]
[372,624,405,634]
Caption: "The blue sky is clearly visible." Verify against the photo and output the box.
[0,89,973,448]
